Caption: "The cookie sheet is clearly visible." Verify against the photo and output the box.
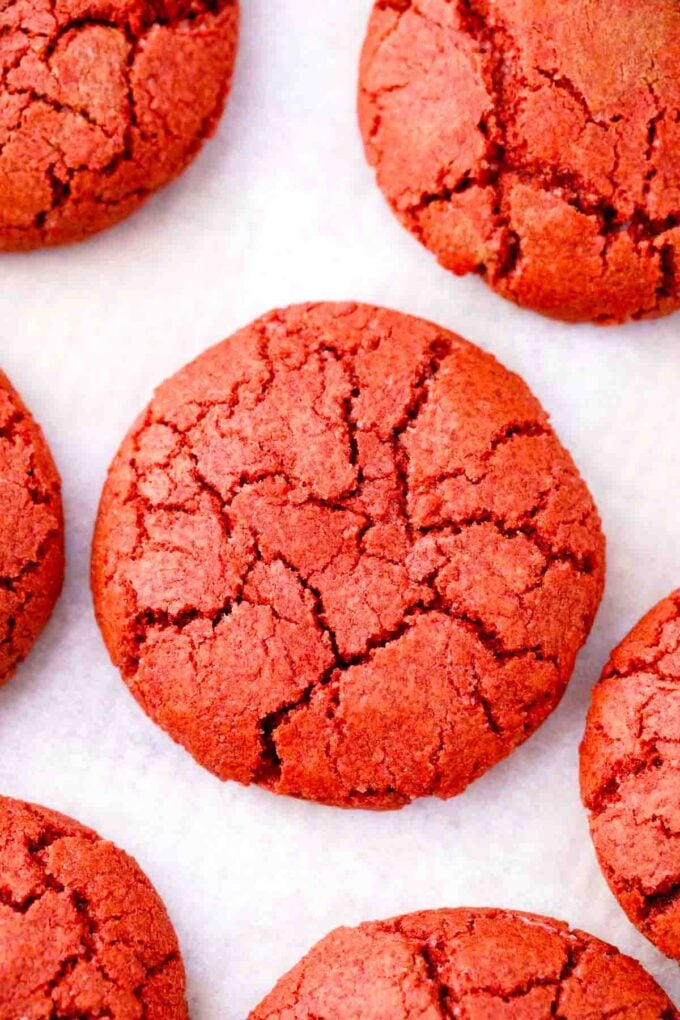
[1,1,678,1014]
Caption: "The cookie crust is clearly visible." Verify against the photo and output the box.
[0,0,239,250]
[359,0,680,323]
[581,592,680,961]
[92,302,605,809]
[0,371,64,683]
[0,796,187,1019]
[249,907,678,1019]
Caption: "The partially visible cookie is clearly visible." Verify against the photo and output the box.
[92,302,605,809]
[581,592,680,961]
[0,795,188,1019]
[249,907,677,1019]
[0,372,64,683]
[359,0,680,323]
[0,0,239,250]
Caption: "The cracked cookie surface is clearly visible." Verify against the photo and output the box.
[0,0,238,250]
[92,302,605,809]
[358,0,680,324]
[0,371,63,683]
[0,795,187,1019]
[581,591,680,961]
[249,907,678,1019]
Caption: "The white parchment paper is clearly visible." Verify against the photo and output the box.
[1,2,679,1015]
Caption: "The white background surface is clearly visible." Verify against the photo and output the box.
[1,1,679,1015]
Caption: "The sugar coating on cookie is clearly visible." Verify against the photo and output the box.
[581,592,680,961]
[359,0,680,324]
[92,302,605,809]
[0,796,187,1019]
[0,371,64,683]
[0,0,239,250]
[249,907,677,1019]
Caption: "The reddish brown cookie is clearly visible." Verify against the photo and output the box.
[92,302,605,809]
[359,0,680,324]
[0,371,64,683]
[249,907,677,1019]
[0,795,187,1019]
[0,0,238,250]
[581,592,680,961]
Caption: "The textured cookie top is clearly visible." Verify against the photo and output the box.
[250,907,678,1019]
[0,371,63,683]
[0,796,187,1019]
[0,0,238,250]
[359,0,680,323]
[581,592,680,961]
[93,302,604,809]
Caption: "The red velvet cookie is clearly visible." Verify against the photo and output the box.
[359,0,680,324]
[249,907,677,1019]
[581,592,680,961]
[0,0,238,250]
[0,371,64,683]
[0,795,187,1019]
[92,302,605,809]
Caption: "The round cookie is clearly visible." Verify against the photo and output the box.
[358,0,680,324]
[249,907,677,1019]
[92,302,605,809]
[581,592,680,961]
[0,371,64,683]
[0,0,239,250]
[0,795,187,1019]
